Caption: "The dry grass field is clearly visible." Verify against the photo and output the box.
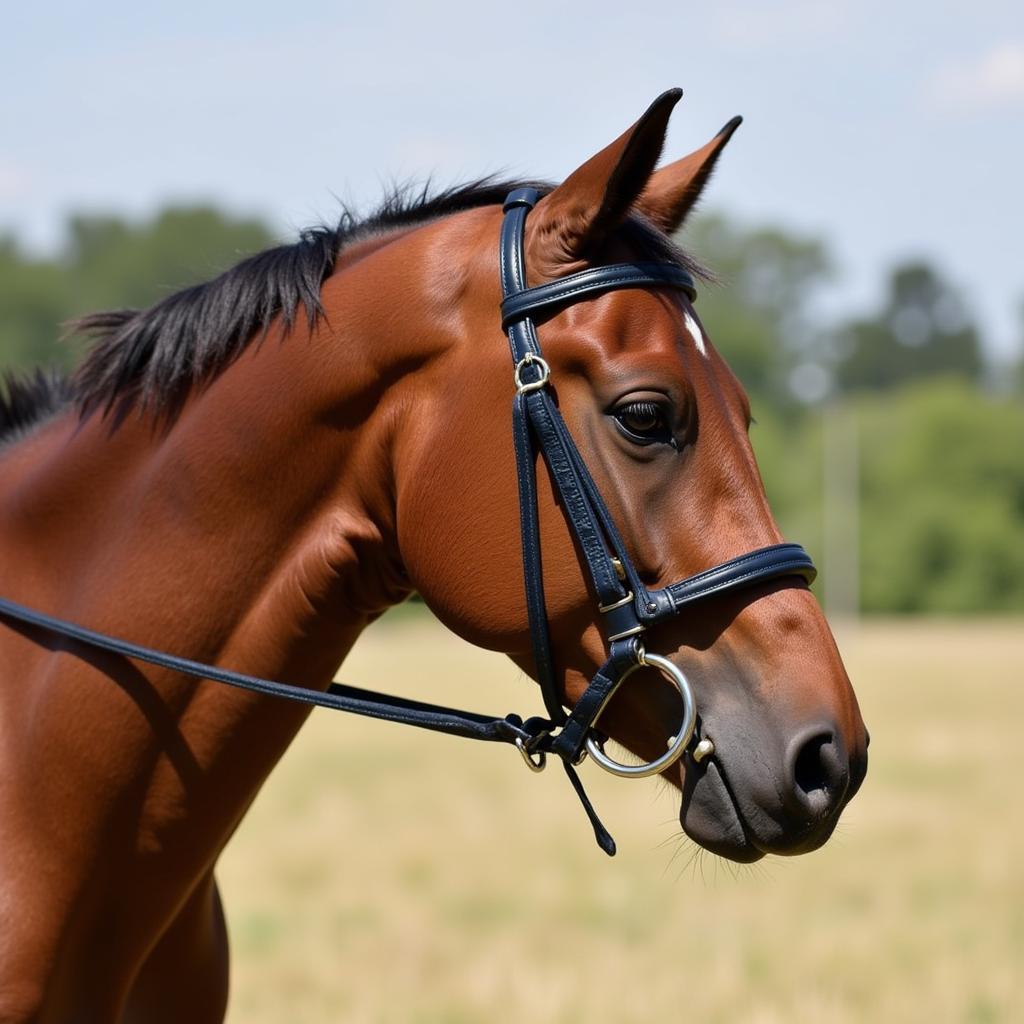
[219,614,1023,1023]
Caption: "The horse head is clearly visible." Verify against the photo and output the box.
[393,91,867,861]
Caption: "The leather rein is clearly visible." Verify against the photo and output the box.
[0,189,816,855]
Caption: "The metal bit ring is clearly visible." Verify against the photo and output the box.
[585,652,697,779]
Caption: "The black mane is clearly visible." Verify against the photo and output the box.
[0,369,75,444]
[1,178,704,436]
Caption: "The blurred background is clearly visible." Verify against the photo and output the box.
[3,2,1022,1021]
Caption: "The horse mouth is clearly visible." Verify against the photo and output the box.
[679,752,766,863]
[679,746,845,863]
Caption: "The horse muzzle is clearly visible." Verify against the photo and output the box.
[679,718,868,862]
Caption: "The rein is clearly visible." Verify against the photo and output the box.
[0,190,816,855]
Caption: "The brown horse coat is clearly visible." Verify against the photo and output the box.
[0,92,866,1021]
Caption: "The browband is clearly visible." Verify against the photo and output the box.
[501,263,697,329]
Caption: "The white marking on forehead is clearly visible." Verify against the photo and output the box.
[683,310,707,357]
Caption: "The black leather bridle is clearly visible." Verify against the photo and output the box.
[495,189,815,849]
[0,188,816,855]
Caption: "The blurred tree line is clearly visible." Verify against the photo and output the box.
[1,205,1022,614]
[0,208,274,370]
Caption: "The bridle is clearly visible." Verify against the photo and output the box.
[0,188,816,855]
[495,188,815,849]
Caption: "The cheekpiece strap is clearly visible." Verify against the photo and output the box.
[498,188,704,854]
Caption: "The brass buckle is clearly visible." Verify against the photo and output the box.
[513,353,551,394]
[599,590,645,641]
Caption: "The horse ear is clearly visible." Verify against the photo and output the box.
[633,116,742,234]
[526,89,682,271]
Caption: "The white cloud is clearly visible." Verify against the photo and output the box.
[928,42,1024,112]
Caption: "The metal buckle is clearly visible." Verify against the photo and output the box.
[606,624,645,642]
[514,353,551,394]
[598,590,633,613]
[583,648,697,778]
[599,589,645,641]
[515,736,547,772]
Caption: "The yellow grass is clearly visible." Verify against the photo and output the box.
[219,615,1023,1023]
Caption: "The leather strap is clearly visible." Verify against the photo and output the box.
[0,596,541,747]
[548,638,637,766]
[511,391,563,724]
[501,263,696,329]
[656,543,816,615]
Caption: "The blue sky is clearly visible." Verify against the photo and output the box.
[4,1,1022,359]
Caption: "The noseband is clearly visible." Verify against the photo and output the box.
[0,189,815,855]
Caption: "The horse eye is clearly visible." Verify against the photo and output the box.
[612,400,676,447]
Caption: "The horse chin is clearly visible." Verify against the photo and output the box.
[679,758,766,864]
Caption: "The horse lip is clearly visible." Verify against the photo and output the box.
[683,747,842,860]
[680,752,765,863]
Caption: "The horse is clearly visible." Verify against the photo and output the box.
[0,89,867,1021]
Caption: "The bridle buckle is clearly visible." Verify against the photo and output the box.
[513,353,551,394]
[515,735,548,772]
[599,589,645,642]
[598,590,633,614]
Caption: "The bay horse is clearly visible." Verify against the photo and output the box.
[0,90,867,1021]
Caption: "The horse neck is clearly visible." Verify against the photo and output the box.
[0,224,450,694]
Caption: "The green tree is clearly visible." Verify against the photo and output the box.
[0,237,69,368]
[64,207,276,315]
[751,380,1024,613]
[834,261,983,393]
[856,380,1024,612]
[1015,298,1024,394]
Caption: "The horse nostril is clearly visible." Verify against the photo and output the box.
[793,733,832,794]
[787,727,849,818]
